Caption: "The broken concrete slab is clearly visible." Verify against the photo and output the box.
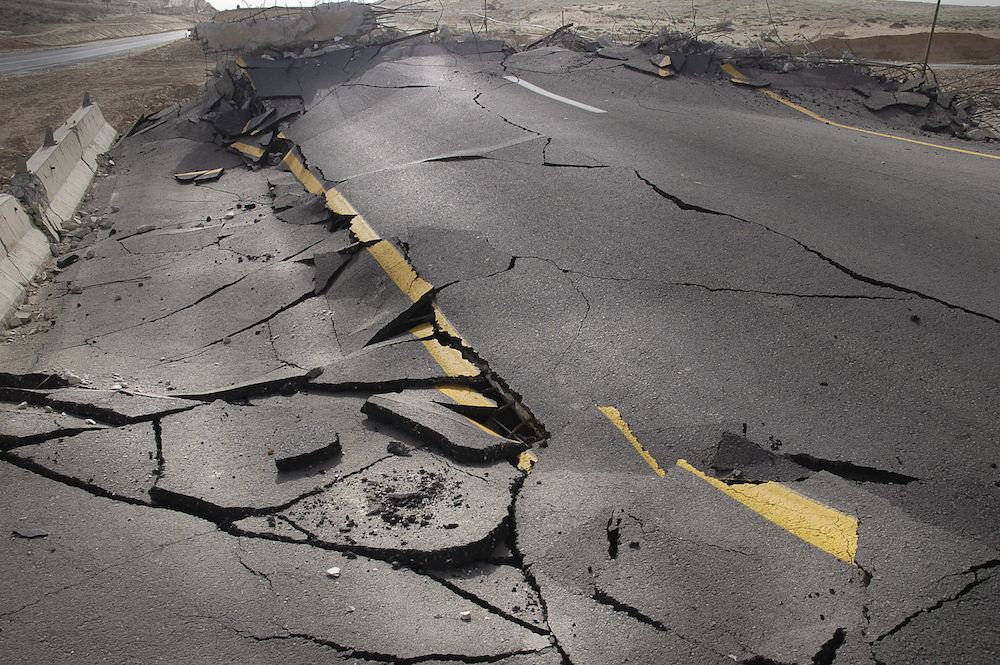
[273,428,341,472]
[324,247,428,354]
[154,392,436,516]
[0,463,414,663]
[789,471,1000,644]
[427,562,547,631]
[274,192,332,226]
[313,249,353,294]
[278,447,522,566]
[0,402,107,449]
[893,91,931,109]
[362,391,527,463]
[153,398,348,516]
[6,422,158,502]
[308,337,460,391]
[596,46,640,61]
[2,387,198,425]
[865,89,930,111]
[53,260,315,390]
[590,465,865,664]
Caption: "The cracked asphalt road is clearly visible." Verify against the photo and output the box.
[2,36,1000,665]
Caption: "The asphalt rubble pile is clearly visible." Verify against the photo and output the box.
[493,24,998,142]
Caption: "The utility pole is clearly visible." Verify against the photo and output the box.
[921,0,943,75]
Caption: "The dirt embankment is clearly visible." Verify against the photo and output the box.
[808,32,1000,65]
[0,37,212,188]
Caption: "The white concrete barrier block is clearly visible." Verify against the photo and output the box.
[0,194,52,324]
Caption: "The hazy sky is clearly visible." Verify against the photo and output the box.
[204,0,1000,13]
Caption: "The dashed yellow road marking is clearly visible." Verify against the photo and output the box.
[435,384,494,406]
[677,459,859,564]
[598,406,666,477]
[724,63,1000,161]
[231,142,265,158]
[410,322,480,378]
[268,133,514,448]
[281,149,326,194]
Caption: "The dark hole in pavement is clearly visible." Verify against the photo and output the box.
[786,453,918,485]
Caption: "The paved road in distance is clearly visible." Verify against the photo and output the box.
[0,30,188,78]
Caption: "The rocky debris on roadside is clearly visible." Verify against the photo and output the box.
[854,76,998,141]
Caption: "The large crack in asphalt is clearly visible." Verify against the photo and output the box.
[873,559,1000,644]
[635,171,1000,325]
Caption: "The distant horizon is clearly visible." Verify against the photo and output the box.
[203,0,1000,12]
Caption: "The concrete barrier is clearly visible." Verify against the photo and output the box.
[26,102,118,240]
[2,100,117,326]
[0,194,51,326]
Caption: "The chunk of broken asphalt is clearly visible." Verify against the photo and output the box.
[865,90,930,111]
[709,431,810,483]
[387,440,411,456]
[361,392,527,463]
[274,429,341,472]
[275,194,332,226]
[313,250,352,294]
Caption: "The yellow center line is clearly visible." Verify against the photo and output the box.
[231,142,265,158]
[275,143,509,440]
[723,63,1000,161]
[410,322,480,379]
[598,406,666,477]
[677,459,859,564]
[281,150,326,195]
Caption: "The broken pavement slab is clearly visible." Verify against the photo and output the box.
[0,402,107,449]
[276,446,523,567]
[273,428,341,472]
[559,465,864,664]
[362,391,527,463]
[324,246,431,355]
[3,462,551,662]
[233,535,552,660]
[788,471,1000,650]
[4,422,159,503]
[28,387,200,424]
[709,430,811,482]
[864,89,931,112]
[152,394,407,517]
[307,336,466,391]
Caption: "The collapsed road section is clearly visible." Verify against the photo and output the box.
[0,26,572,665]
[3,12,1000,665]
